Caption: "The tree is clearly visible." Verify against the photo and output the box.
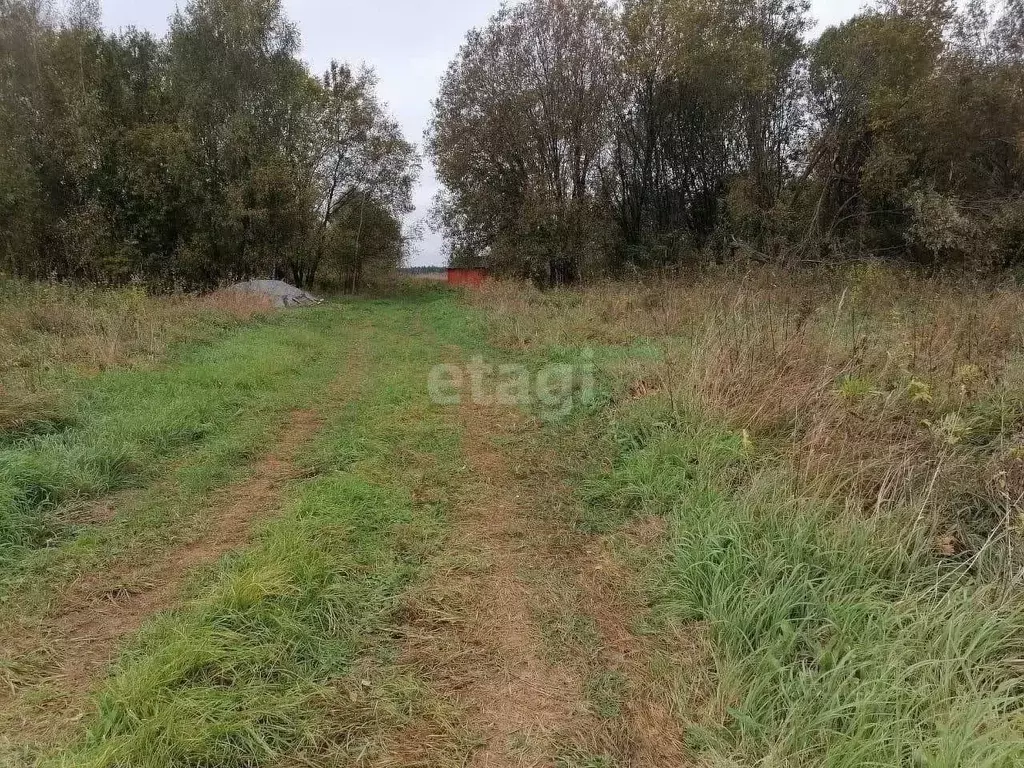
[429,0,618,285]
[322,191,408,292]
[298,63,418,288]
[430,0,812,278]
[165,0,304,283]
[431,0,1021,274]
[0,0,419,289]
[803,0,1024,267]
[0,0,45,273]
[605,0,810,266]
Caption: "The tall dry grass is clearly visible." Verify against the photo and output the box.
[475,265,1024,575]
[0,280,273,433]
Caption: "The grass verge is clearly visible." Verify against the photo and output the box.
[589,398,1024,765]
[473,272,1024,765]
[476,266,1024,572]
[0,279,270,434]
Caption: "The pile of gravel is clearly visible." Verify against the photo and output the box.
[228,280,322,308]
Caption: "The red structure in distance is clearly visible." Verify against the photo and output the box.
[447,267,489,288]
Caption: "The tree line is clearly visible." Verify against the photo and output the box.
[429,0,1024,284]
[0,0,419,289]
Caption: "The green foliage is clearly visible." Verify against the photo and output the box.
[428,0,619,284]
[0,0,418,288]
[805,0,1024,267]
[429,0,1024,276]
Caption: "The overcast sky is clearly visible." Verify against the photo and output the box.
[100,0,867,266]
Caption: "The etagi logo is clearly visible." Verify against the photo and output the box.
[428,352,596,419]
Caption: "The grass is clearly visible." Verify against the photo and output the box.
[59,451,431,766]
[0,307,347,577]
[584,671,627,720]
[595,401,1024,765]
[476,265,1024,572]
[0,279,271,434]
[474,267,1024,766]
[32,289,468,767]
[555,753,617,768]
[5,271,1024,766]
[0,278,280,575]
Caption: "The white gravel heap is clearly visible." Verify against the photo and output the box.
[228,280,322,308]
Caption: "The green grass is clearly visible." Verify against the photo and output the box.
[45,290,467,767]
[474,277,1024,765]
[555,753,617,768]
[0,309,349,576]
[584,670,627,720]
[0,279,270,436]
[9,278,1023,766]
[582,395,1024,767]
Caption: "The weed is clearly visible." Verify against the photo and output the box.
[475,271,1024,765]
[584,671,627,720]
[474,267,1024,571]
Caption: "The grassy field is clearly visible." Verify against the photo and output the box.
[1,271,1022,766]
[0,281,272,433]
[475,267,1024,766]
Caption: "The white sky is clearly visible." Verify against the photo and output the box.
[100,0,867,266]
